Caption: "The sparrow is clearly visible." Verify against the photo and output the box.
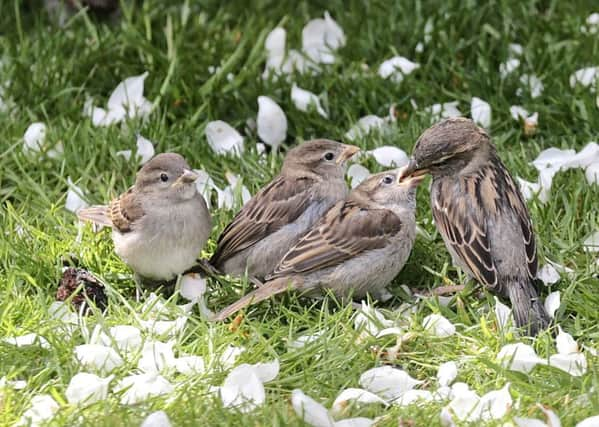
[213,168,422,321]
[401,117,550,335]
[209,139,360,281]
[77,153,212,287]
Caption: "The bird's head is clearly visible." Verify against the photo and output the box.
[401,117,491,179]
[135,153,199,201]
[283,139,360,180]
[354,167,424,210]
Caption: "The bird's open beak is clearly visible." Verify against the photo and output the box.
[399,159,429,180]
[336,144,360,164]
[173,169,199,187]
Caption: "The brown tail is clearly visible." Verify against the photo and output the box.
[508,278,551,336]
[212,277,296,321]
[77,205,113,227]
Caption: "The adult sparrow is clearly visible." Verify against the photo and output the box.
[213,168,422,321]
[401,117,550,335]
[77,153,212,287]
[209,139,359,281]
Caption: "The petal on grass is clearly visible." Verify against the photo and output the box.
[331,388,388,414]
[393,390,433,406]
[139,316,187,337]
[135,135,155,164]
[19,394,59,426]
[179,273,207,302]
[537,265,561,286]
[345,115,387,141]
[74,344,124,374]
[478,383,512,421]
[65,177,89,213]
[23,122,46,153]
[576,416,599,427]
[569,67,599,88]
[3,333,50,349]
[174,355,205,375]
[205,120,244,156]
[368,146,409,168]
[65,372,113,405]
[378,56,420,83]
[137,340,177,373]
[115,373,174,405]
[218,345,244,369]
[301,12,345,64]
[519,74,544,98]
[499,58,520,78]
[494,296,514,331]
[586,162,599,185]
[583,231,599,252]
[220,364,265,413]
[496,343,545,373]
[253,360,280,383]
[425,101,462,119]
[549,352,587,376]
[423,314,456,337]
[333,418,374,427]
[291,84,328,118]
[141,411,173,427]
[359,366,422,401]
[353,301,393,336]
[470,97,491,128]
[257,96,287,149]
[291,389,335,427]
[437,361,458,387]
[544,291,561,319]
[347,164,370,189]
[100,325,143,353]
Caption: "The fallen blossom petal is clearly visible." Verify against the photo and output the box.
[107,72,150,115]
[368,146,409,168]
[394,390,433,406]
[135,135,155,164]
[257,96,287,149]
[586,162,599,185]
[205,120,244,156]
[549,352,587,376]
[378,56,420,83]
[375,327,404,338]
[583,232,599,252]
[478,383,512,421]
[115,373,174,405]
[140,316,187,337]
[423,314,456,337]
[519,74,544,98]
[531,148,577,176]
[291,84,328,118]
[500,58,520,78]
[538,265,561,286]
[494,296,514,331]
[3,333,50,349]
[291,389,335,427]
[569,67,599,88]
[544,291,561,319]
[74,344,123,374]
[562,142,599,169]
[65,372,113,405]
[425,101,462,119]
[194,169,217,209]
[23,122,46,153]
[65,177,89,213]
[100,325,142,353]
[218,345,244,369]
[253,360,280,383]
[470,97,491,128]
[555,326,578,354]
[331,388,388,414]
[137,340,177,373]
[174,355,205,375]
[353,301,393,336]
[179,273,207,302]
[437,361,458,387]
[302,12,345,64]
[496,343,545,373]
[19,395,59,426]
[576,415,599,427]
[333,418,374,427]
[347,164,370,189]
[141,411,172,427]
[344,115,388,141]
[265,27,286,57]
[289,331,325,349]
[433,386,452,402]
[514,417,549,427]
[445,388,481,422]
[220,364,265,413]
[517,177,543,202]
[509,43,524,56]
[359,366,422,401]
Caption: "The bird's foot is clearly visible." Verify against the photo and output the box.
[184,259,222,279]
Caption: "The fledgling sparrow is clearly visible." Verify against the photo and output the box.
[401,117,550,335]
[77,153,212,287]
[209,139,360,281]
[213,168,422,321]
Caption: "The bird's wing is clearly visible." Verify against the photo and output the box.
[108,188,145,233]
[210,174,317,266]
[268,200,403,279]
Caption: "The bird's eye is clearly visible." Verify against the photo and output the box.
[382,175,394,185]
[324,152,335,161]
[160,173,169,182]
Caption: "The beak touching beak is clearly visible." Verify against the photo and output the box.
[336,144,360,164]
[397,161,428,187]
[173,169,199,187]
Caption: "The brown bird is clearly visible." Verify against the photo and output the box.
[77,153,211,288]
[209,139,360,281]
[401,117,550,335]
[213,168,423,321]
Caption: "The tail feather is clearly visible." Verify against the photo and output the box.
[77,205,112,227]
[507,279,551,336]
[212,277,296,321]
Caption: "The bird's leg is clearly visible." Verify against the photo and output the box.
[428,284,466,296]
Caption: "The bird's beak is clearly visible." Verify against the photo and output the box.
[173,169,199,187]
[336,144,360,164]
[397,163,427,187]
[399,159,429,180]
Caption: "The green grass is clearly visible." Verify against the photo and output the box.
[1,0,598,426]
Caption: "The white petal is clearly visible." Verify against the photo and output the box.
[65,177,89,213]
[538,265,561,286]
[116,149,132,161]
[194,169,216,209]
[537,404,562,427]
[576,416,599,427]
[496,343,545,373]
[218,345,244,369]
[583,232,599,252]
[291,389,335,427]
[470,97,491,128]
[555,326,578,354]
[347,164,370,189]
[65,372,113,404]
[531,148,577,174]
[509,43,524,56]
[301,12,345,65]
[359,366,423,401]
[179,273,207,302]
[549,352,587,376]
[19,394,59,426]
[494,296,514,331]
[423,314,456,337]
[205,120,244,156]
[253,360,280,383]
[344,115,387,141]
[437,361,458,387]
[586,162,599,185]
[174,355,205,375]
[510,105,530,120]
[136,135,155,164]
[139,316,187,337]
[107,72,149,112]
[445,389,482,422]
[499,58,520,78]
[517,177,542,202]
[141,411,172,427]
[3,333,50,349]
[544,291,561,319]
[425,101,462,119]
[433,386,452,402]
[478,383,512,421]
[333,418,374,427]
[137,340,177,373]
[115,373,174,405]
[257,96,287,149]
[353,301,393,336]
[569,67,599,88]
[378,56,420,83]
[323,11,346,50]
[265,27,286,56]
[331,388,388,414]
[291,84,328,118]
[74,344,124,374]
[514,417,548,427]
[394,390,433,406]
[220,364,265,412]
[368,146,409,168]
[23,122,46,153]
[520,74,544,98]
[375,327,405,338]
[562,142,599,169]
[100,325,142,353]
[289,331,325,349]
